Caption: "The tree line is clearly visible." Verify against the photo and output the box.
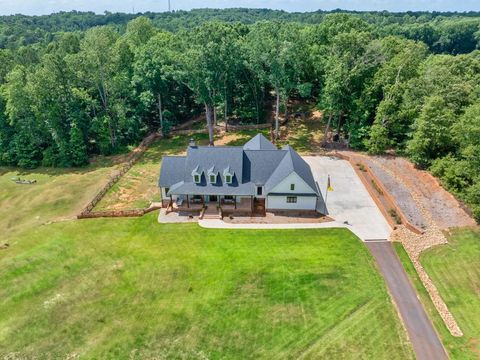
[0,11,479,220]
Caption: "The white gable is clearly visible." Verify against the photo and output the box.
[268,172,317,194]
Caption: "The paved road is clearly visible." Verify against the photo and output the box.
[366,242,448,360]
[304,156,391,241]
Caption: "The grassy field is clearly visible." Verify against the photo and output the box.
[0,214,413,359]
[394,229,480,359]
[0,157,123,241]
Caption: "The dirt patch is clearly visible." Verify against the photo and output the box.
[371,156,475,230]
[215,133,249,146]
[362,157,428,230]
[344,153,475,231]
[277,110,326,155]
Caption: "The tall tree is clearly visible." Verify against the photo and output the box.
[179,22,242,145]
[133,31,179,135]
[245,21,305,139]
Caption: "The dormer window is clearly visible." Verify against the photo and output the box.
[223,166,234,185]
[207,165,218,184]
[192,165,202,184]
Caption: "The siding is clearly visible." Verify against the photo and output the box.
[269,172,316,194]
[266,172,317,210]
[267,195,317,210]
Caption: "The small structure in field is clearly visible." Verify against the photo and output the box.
[11,177,37,185]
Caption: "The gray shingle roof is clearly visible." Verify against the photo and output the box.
[158,156,186,187]
[159,134,319,197]
[243,150,286,184]
[183,146,244,185]
[243,133,277,150]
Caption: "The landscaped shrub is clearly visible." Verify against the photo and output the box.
[371,179,384,195]
[388,208,402,224]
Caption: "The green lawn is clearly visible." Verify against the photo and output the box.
[0,214,414,359]
[394,229,480,359]
[0,160,121,240]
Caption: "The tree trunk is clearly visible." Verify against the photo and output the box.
[224,85,228,132]
[205,103,214,146]
[322,112,333,147]
[337,111,343,136]
[284,98,289,124]
[254,83,260,124]
[97,83,115,148]
[157,94,163,135]
[275,87,280,140]
[213,106,217,127]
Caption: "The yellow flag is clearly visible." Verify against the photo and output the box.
[327,176,333,192]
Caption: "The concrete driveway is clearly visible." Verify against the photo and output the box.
[304,156,391,241]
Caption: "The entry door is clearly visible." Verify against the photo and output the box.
[209,195,218,202]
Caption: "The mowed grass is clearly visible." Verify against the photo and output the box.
[394,228,480,359]
[0,160,121,240]
[0,214,414,359]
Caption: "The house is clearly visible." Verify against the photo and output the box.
[158,134,320,216]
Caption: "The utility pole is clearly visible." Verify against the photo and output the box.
[168,0,171,12]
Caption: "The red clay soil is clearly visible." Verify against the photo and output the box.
[371,156,475,229]
[344,152,475,230]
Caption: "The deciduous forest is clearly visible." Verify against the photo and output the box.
[1,9,480,219]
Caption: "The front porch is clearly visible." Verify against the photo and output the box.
[167,194,257,215]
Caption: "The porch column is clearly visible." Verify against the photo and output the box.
[187,195,189,208]
[170,195,173,206]
[251,196,254,212]
[234,196,237,209]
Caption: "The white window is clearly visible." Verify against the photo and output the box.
[209,174,217,183]
[286,196,297,203]
[194,174,200,183]
[290,184,295,191]
[225,175,232,184]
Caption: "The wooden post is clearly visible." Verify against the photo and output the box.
[234,196,237,209]
[170,195,173,207]
[187,195,189,208]
[251,196,254,213]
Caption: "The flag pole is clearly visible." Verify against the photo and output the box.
[324,174,329,214]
